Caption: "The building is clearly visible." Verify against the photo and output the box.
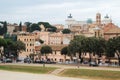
[14,25,27,32]
[53,24,64,32]
[33,31,50,45]
[49,32,63,45]
[35,44,69,62]
[104,28,120,40]
[7,24,16,33]
[65,13,113,38]
[17,32,36,59]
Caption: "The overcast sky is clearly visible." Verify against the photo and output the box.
[0,0,120,26]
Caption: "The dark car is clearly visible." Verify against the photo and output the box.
[24,58,32,63]
[45,60,56,64]
[89,62,98,66]
[34,60,45,64]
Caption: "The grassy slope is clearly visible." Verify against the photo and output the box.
[0,65,57,74]
[60,69,120,80]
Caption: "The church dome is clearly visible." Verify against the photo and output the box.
[104,14,109,18]
[87,18,93,24]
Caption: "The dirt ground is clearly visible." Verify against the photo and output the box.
[0,70,88,80]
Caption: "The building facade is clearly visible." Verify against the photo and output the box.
[17,32,36,59]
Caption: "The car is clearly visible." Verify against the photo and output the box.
[34,60,45,64]
[5,58,12,63]
[45,60,56,64]
[16,58,24,63]
[89,62,98,66]
[24,58,32,63]
[83,60,88,64]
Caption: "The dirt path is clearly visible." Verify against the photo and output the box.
[1,63,120,71]
[0,70,87,80]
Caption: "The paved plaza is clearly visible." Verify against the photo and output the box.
[0,70,87,80]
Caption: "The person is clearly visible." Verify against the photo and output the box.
[2,56,6,63]
[77,59,80,68]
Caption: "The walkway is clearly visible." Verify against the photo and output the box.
[1,63,120,71]
[0,70,88,80]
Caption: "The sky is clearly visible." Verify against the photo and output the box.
[0,0,120,26]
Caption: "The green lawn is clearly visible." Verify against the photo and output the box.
[0,65,57,74]
[60,69,120,80]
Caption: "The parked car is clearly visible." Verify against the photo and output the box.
[16,58,24,63]
[5,58,12,63]
[24,58,32,63]
[83,60,88,64]
[34,60,45,64]
[89,62,98,66]
[45,60,56,64]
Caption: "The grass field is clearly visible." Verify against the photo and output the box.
[60,69,120,80]
[0,65,57,74]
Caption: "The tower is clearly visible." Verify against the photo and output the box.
[96,13,101,26]
[65,13,75,28]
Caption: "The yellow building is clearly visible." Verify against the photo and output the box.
[17,32,36,59]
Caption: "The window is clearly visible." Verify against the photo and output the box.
[55,51,56,55]
[27,49,28,52]
[30,43,32,46]
[55,58,56,61]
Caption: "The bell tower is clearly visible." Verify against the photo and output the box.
[96,13,101,26]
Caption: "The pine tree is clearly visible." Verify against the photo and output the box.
[19,22,22,31]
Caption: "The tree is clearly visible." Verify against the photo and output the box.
[40,45,52,67]
[0,38,7,58]
[106,38,115,64]
[83,37,97,64]
[4,33,17,41]
[38,22,57,32]
[47,26,57,32]
[3,21,7,34]
[61,46,69,62]
[40,45,52,58]
[95,37,106,57]
[114,36,120,66]
[62,29,71,34]
[38,22,50,29]
[24,22,32,32]
[30,23,41,32]
[24,22,32,27]
[68,35,86,63]
[19,22,22,31]
[4,39,14,58]
[0,21,7,35]
[11,41,26,58]
[106,37,120,66]
[0,38,7,47]
[39,39,44,44]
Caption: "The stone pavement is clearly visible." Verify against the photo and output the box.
[50,68,65,75]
